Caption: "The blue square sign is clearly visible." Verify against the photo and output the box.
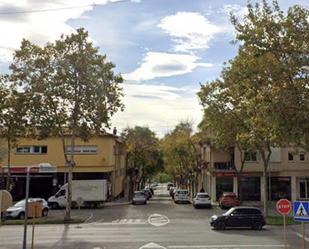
[293,201,309,222]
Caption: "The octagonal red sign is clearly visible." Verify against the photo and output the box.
[276,199,291,215]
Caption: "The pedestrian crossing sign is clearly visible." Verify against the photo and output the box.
[293,201,309,222]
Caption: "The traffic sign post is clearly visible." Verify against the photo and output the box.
[294,201,309,249]
[276,199,292,248]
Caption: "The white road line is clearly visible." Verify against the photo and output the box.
[83,212,93,223]
[296,232,309,242]
[167,245,285,248]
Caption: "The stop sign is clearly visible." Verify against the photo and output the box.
[276,199,292,215]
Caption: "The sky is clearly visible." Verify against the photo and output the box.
[0,0,308,137]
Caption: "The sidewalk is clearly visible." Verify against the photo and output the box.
[103,197,130,207]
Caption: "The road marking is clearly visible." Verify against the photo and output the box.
[84,212,93,223]
[296,232,309,242]
[167,245,285,248]
[148,213,170,227]
[139,242,166,249]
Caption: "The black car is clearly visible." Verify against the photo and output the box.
[210,207,266,230]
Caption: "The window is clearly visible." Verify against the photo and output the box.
[244,151,257,162]
[16,146,47,154]
[66,145,97,154]
[299,178,309,199]
[288,152,294,161]
[300,152,306,161]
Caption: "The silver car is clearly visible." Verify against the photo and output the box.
[132,191,147,205]
[5,198,49,219]
[193,192,212,208]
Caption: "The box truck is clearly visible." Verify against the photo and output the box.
[48,180,108,209]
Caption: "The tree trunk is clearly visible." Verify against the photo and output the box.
[6,138,11,191]
[64,129,76,223]
[263,166,268,216]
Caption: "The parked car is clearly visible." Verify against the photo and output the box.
[210,207,266,230]
[150,183,158,189]
[193,192,211,208]
[167,183,174,190]
[218,192,240,209]
[132,191,147,205]
[5,198,49,220]
[169,187,176,197]
[143,188,152,200]
[174,189,190,204]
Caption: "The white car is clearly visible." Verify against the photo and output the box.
[132,191,147,205]
[174,189,190,204]
[193,192,212,208]
[5,198,49,219]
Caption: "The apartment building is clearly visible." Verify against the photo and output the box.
[0,134,126,201]
[200,145,309,203]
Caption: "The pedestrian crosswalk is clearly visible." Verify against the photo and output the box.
[94,218,147,225]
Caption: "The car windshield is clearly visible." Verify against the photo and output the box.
[134,192,144,197]
[223,208,236,216]
[14,200,25,207]
[177,191,188,195]
[197,194,209,198]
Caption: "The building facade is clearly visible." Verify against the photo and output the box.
[200,145,309,203]
[0,134,126,201]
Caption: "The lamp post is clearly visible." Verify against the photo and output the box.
[22,163,56,249]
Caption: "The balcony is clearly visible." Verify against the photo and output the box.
[213,162,235,171]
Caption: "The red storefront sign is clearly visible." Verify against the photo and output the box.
[276,199,292,215]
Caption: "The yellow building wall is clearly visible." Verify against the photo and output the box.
[0,136,121,173]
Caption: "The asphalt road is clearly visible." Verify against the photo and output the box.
[0,184,308,249]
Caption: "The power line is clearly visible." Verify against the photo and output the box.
[0,3,97,15]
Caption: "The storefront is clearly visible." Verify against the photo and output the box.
[216,177,233,200]
[240,176,261,201]
[269,177,291,200]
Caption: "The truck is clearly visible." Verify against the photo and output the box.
[48,180,108,209]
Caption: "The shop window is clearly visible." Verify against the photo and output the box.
[240,177,260,201]
[244,151,257,162]
[216,177,233,200]
[288,152,294,161]
[269,177,291,201]
[300,152,306,161]
[299,179,309,199]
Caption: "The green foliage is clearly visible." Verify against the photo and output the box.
[10,28,124,141]
[198,1,309,215]
[152,172,173,183]
[8,28,124,221]
[161,122,200,183]
[122,126,163,185]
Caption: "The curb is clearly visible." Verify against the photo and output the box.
[103,201,131,207]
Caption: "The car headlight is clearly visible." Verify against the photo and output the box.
[211,215,218,221]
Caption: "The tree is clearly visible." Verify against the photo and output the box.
[9,28,124,222]
[199,1,309,215]
[0,77,27,190]
[161,122,200,195]
[122,126,163,192]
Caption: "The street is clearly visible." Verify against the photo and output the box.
[0,184,307,249]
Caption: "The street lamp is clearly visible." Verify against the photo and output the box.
[22,163,56,249]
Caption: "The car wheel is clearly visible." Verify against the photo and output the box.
[174,200,178,204]
[19,212,25,220]
[42,208,48,217]
[216,221,225,230]
[252,221,263,230]
[132,202,135,205]
[144,202,147,205]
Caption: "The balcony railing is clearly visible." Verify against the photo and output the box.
[213,162,235,171]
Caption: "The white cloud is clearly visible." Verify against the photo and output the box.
[123,52,212,81]
[0,0,121,62]
[158,12,222,52]
[223,4,248,19]
[111,83,202,137]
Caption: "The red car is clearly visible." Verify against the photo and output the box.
[218,192,240,209]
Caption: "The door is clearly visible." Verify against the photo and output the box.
[56,189,67,207]
[226,209,246,227]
